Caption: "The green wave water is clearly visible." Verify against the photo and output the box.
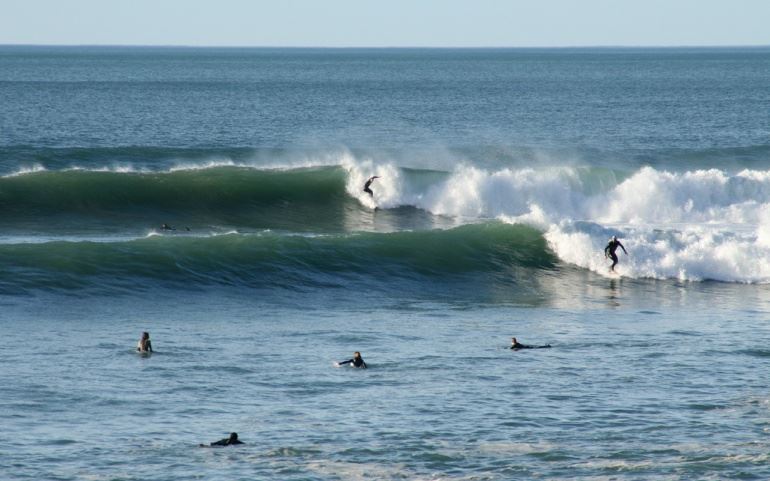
[5,46,770,481]
[0,223,555,294]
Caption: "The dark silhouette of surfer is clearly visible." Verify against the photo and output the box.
[604,236,628,272]
[510,337,551,350]
[363,176,379,197]
[161,224,191,232]
[337,351,367,368]
[199,432,244,447]
[136,331,153,353]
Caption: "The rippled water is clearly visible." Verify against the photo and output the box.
[2,281,770,480]
[2,46,770,480]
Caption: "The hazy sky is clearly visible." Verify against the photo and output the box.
[1,0,769,47]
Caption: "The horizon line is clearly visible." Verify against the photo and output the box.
[2,43,770,50]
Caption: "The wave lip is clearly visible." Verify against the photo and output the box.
[0,166,346,222]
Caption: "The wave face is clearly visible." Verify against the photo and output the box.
[4,150,770,286]
[0,223,553,295]
[0,165,358,232]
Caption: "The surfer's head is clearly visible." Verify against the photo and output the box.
[141,331,150,340]
[353,351,361,359]
[229,432,238,442]
[511,337,517,344]
[611,236,617,242]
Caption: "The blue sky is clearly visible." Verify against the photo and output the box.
[2,0,769,47]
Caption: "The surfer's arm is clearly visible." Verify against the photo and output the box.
[337,359,353,366]
[619,242,628,255]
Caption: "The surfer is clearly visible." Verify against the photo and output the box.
[161,223,175,231]
[337,351,367,368]
[136,332,153,353]
[604,235,628,272]
[510,337,551,350]
[363,176,379,197]
[200,432,244,447]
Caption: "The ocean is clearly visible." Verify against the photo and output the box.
[1,45,770,480]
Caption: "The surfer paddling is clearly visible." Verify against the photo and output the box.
[604,236,628,273]
[510,337,551,350]
[337,351,367,368]
[363,176,379,197]
[199,432,244,447]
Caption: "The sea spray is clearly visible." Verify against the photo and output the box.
[4,158,770,283]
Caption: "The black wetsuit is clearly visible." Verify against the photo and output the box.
[511,342,551,350]
[339,357,367,368]
[604,239,627,271]
[363,178,375,196]
[209,438,244,446]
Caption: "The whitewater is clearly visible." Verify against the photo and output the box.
[4,153,770,285]
[3,46,770,481]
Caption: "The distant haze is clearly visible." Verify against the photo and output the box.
[2,0,769,47]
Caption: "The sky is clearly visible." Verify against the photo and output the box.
[1,0,769,48]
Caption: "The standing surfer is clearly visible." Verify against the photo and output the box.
[604,236,628,272]
[363,176,379,197]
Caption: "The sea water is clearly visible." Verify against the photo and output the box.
[1,46,770,480]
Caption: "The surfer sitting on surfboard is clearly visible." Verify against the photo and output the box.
[136,332,153,353]
[510,337,551,350]
[363,176,379,197]
[604,236,628,272]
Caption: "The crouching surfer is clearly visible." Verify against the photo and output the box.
[604,235,628,273]
[363,176,379,197]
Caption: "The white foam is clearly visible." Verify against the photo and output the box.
[2,153,351,178]
[10,148,770,283]
[168,158,240,172]
[536,168,770,282]
[339,159,770,283]
[3,163,48,177]
[63,164,154,174]
[343,154,403,210]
